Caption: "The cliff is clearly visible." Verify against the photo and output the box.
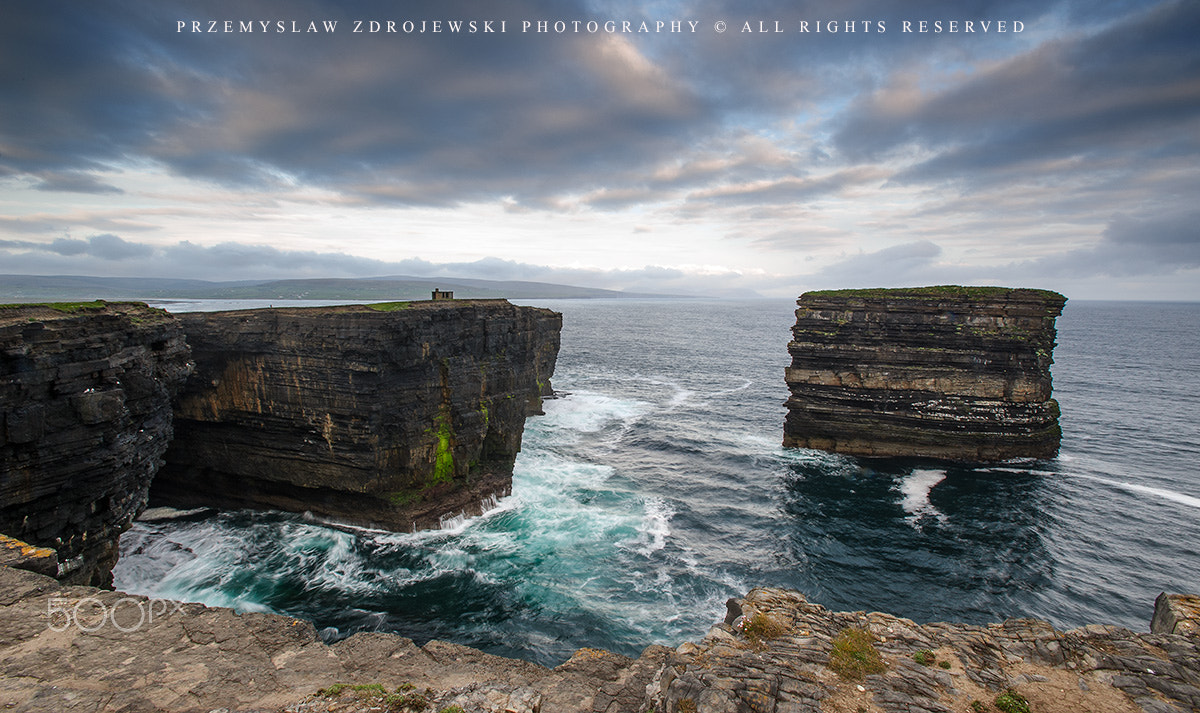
[783,286,1067,461]
[0,302,191,586]
[1,562,1195,713]
[151,300,561,531]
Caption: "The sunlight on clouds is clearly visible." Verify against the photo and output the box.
[584,34,694,117]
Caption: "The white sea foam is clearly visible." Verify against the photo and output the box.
[1074,473,1200,509]
[708,379,754,398]
[897,469,948,524]
[632,497,675,556]
[540,390,650,433]
[513,450,615,492]
[294,527,376,594]
[632,376,694,411]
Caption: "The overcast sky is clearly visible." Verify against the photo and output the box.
[2,0,1197,299]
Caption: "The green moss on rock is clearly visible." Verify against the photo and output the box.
[431,406,455,485]
[804,285,1065,304]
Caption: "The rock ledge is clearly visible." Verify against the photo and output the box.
[2,564,1196,713]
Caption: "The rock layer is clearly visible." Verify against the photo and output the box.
[151,300,560,531]
[645,587,1200,713]
[0,302,191,586]
[784,286,1067,461]
[2,564,1196,713]
[1153,593,1200,637]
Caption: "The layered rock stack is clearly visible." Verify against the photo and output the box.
[0,302,192,586]
[783,286,1067,461]
[152,300,560,531]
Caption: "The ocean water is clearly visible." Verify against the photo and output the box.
[113,298,1200,666]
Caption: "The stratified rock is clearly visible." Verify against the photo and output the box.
[0,534,57,578]
[646,587,1200,713]
[3,564,1195,713]
[0,302,192,586]
[1152,593,1200,636]
[0,564,628,712]
[783,286,1067,461]
[151,300,560,531]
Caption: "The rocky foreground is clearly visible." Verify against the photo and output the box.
[1,563,1196,713]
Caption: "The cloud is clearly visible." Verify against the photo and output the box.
[47,234,154,260]
[0,217,64,235]
[0,235,766,296]
[33,172,124,195]
[2,0,1199,301]
[789,207,1200,295]
[4,0,1140,213]
[1,0,715,208]
[1010,208,1200,278]
[687,167,888,206]
[835,0,1200,182]
[817,240,944,286]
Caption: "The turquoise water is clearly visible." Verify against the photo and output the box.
[114,299,1200,666]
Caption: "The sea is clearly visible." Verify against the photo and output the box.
[113,298,1200,667]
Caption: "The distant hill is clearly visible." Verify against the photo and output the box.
[0,275,681,301]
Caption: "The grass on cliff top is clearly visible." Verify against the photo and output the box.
[0,300,110,313]
[803,285,1065,303]
[740,611,790,646]
[316,682,438,711]
[0,300,170,315]
[994,690,1032,713]
[828,627,887,680]
[366,301,411,312]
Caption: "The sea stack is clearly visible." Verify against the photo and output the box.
[151,300,560,531]
[783,286,1067,461]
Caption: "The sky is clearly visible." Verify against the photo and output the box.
[1,0,1198,299]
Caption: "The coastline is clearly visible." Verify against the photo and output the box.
[2,562,1196,712]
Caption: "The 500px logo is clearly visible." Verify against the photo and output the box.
[47,597,185,633]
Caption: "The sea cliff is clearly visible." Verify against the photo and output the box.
[151,300,561,531]
[783,287,1067,461]
[0,302,191,586]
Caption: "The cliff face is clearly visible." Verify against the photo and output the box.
[0,302,191,586]
[152,300,561,531]
[784,287,1067,461]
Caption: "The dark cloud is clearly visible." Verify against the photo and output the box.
[1011,208,1200,278]
[817,240,944,286]
[2,0,1198,301]
[33,172,124,195]
[793,207,1200,294]
[835,0,1200,179]
[2,0,713,207]
[0,3,206,175]
[0,217,63,235]
[5,0,1159,212]
[48,234,155,260]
